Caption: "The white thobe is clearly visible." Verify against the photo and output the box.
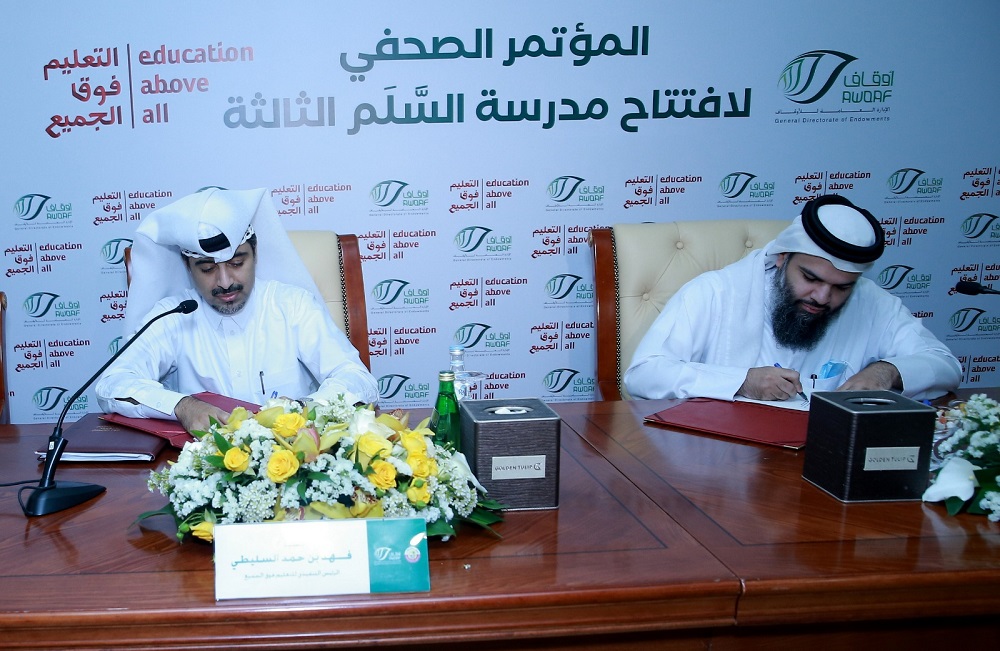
[96,279,378,418]
[624,249,961,401]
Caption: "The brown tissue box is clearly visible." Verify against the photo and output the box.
[802,391,936,502]
[459,398,560,510]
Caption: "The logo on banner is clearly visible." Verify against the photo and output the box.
[371,279,429,312]
[949,307,994,334]
[102,238,132,265]
[776,50,893,125]
[546,176,603,210]
[377,374,431,404]
[718,171,775,206]
[453,226,513,258]
[13,194,52,221]
[885,168,943,201]
[33,386,69,411]
[369,180,429,213]
[879,264,933,296]
[454,322,510,353]
[779,50,857,104]
[454,323,490,349]
[961,213,999,240]
[543,368,596,398]
[544,273,593,306]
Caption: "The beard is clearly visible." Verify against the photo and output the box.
[210,284,247,315]
[769,266,843,351]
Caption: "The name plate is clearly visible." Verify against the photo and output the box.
[214,518,430,600]
[863,446,921,471]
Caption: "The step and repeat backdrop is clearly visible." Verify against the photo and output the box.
[3,1,999,423]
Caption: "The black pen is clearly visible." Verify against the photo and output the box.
[774,363,809,402]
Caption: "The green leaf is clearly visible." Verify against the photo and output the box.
[205,455,226,469]
[213,431,233,453]
[477,498,507,511]
[427,518,457,537]
[945,495,968,516]
[133,502,177,526]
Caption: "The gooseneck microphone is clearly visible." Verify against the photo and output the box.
[956,280,1000,296]
[20,299,198,517]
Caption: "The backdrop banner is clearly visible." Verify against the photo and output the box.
[3,1,998,422]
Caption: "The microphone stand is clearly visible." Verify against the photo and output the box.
[20,300,198,517]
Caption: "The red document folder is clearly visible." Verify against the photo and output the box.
[35,413,168,462]
[643,397,809,449]
[100,392,261,449]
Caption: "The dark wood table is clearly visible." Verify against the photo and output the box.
[0,419,737,651]
[555,397,1000,648]
[2,396,999,650]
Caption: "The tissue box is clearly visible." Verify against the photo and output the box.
[802,391,936,502]
[459,398,560,510]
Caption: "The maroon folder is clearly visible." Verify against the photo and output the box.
[35,412,168,462]
[644,397,809,449]
[100,392,261,449]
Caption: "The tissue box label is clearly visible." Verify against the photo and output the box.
[492,455,546,480]
[863,446,920,471]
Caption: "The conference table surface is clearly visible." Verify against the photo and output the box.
[1,395,998,650]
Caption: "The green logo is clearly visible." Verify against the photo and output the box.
[779,50,857,104]
[454,323,491,348]
[546,274,582,300]
[378,374,410,399]
[102,238,133,265]
[877,265,913,290]
[547,176,584,202]
[14,194,51,221]
[950,308,986,333]
[962,213,998,239]
[370,180,408,207]
[454,226,492,252]
[23,292,59,318]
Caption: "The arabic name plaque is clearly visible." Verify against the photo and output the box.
[214,518,430,600]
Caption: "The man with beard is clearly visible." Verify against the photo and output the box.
[624,194,961,402]
[96,188,378,432]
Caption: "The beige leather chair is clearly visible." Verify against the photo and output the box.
[0,291,7,423]
[589,220,787,400]
[124,231,370,370]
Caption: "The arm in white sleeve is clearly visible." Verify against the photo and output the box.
[290,292,379,405]
[624,281,750,401]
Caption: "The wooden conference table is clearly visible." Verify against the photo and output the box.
[1,397,998,650]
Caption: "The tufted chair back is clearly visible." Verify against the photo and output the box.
[589,220,788,400]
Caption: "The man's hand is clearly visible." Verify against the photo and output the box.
[174,396,230,434]
[738,366,803,401]
[837,361,902,392]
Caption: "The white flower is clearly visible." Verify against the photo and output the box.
[922,457,981,503]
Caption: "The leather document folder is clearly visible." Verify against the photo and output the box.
[100,392,261,449]
[35,413,167,462]
[644,397,809,449]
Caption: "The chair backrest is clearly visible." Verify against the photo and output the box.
[0,291,7,423]
[124,231,370,370]
[589,220,788,400]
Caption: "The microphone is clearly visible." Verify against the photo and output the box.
[956,280,1000,296]
[20,300,199,517]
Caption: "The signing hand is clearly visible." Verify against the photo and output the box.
[738,366,803,401]
[174,395,230,434]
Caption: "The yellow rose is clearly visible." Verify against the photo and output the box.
[407,478,431,507]
[369,459,397,490]
[190,520,214,543]
[267,447,300,483]
[352,432,393,467]
[398,429,427,456]
[273,412,307,438]
[223,446,250,472]
[407,453,438,479]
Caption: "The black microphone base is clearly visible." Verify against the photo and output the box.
[22,481,106,517]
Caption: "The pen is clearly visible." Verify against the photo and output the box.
[259,371,265,395]
[774,364,809,402]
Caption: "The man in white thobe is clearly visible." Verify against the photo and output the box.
[624,194,961,402]
[96,188,378,432]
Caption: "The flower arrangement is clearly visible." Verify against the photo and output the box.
[138,396,504,542]
[922,393,1000,521]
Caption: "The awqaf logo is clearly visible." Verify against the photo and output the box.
[548,176,584,203]
[378,374,410,399]
[14,194,51,221]
[23,292,60,318]
[372,279,409,305]
[33,386,68,412]
[455,226,492,252]
[546,274,582,300]
[779,50,857,104]
[720,172,756,198]
[108,336,123,356]
[370,180,408,207]
[102,238,133,265]
[454,323,491,348]
[962,213,999,239]
[886,168,943,198]
[543,368,579,393]
[950,308,986,333]
[878,264,914,290]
